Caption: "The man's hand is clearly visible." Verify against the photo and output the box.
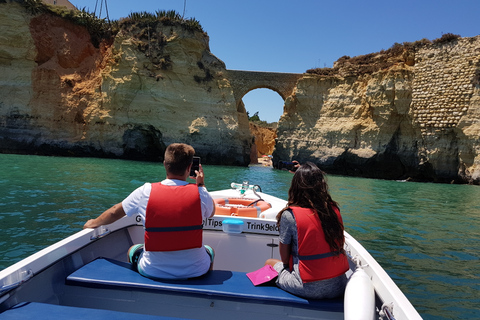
[83,218,99,229]
[83,203,126,229]
[194,164,205,186]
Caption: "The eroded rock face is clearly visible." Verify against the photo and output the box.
[249,123,276,156]
[0,3,251,164]
[93,19,251,164]
[122,125,166,161]
[275,37,480,184]
[275,68,415,179]
[1,3,479,183]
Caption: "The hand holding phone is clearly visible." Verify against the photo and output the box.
[190,156,200,177]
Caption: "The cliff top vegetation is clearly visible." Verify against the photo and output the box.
[248,111,277,129]
[307,33,462,77]
[9,0,205,47]
[119,10,204,34]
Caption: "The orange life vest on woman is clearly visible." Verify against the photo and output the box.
[290,206,349,283]
[144,183,203,251]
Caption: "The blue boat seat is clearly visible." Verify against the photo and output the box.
[1,302,192,319]
[66,258,343,312]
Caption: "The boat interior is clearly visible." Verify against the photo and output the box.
[0,224,350,320]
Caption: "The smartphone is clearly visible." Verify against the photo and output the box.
[190,156,200,177]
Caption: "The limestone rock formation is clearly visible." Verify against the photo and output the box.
[1,2,480,184]
[249,122,276,156]
[274,37,480,184]
[0,2,251,165]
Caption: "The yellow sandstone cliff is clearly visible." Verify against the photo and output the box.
[249,123,276,157]
[274,38,480,183]
[0,2,251,164]
[1,2,480,183]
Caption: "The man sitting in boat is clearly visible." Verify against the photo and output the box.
[84,143,216,279]
[265,162,349,299]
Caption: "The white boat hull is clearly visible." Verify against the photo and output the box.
[0,188,422,319]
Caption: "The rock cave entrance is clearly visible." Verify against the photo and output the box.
[242,88,284,165]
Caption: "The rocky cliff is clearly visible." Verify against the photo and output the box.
[274,36,480,184]
[1,1,479,184]
[0,2,251,164]
[249,123,276,157]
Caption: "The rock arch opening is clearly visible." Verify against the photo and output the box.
[225,70,303,166]
[242,88,284,166]
[243,88,285,123]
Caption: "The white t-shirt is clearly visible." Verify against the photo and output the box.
[122,179,214,279]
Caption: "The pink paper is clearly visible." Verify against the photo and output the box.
[246,265,278,286]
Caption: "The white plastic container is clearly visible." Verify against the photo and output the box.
[222,219,244,234]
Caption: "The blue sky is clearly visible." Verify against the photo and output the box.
[70,0,479,123]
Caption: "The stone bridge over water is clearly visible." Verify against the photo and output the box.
[226,70,304,111]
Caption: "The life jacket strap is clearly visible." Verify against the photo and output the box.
[297,250,343,261]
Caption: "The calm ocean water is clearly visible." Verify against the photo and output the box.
[0,153,479,319]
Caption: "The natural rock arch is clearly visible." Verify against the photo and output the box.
[226,70,303,112]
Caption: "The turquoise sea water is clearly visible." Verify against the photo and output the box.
[0,153,479,319]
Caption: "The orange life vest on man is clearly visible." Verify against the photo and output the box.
[290,206,349,283]
[144,183,203,251]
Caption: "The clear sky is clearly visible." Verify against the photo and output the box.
[70,0,479,123]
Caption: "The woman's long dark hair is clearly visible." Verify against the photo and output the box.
[277,162,344,253]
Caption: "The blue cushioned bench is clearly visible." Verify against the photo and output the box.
[1,302,191,319]
[66,258,343,312]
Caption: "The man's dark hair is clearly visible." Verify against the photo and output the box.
[164,143,195,176]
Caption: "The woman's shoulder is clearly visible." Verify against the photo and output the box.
[281,208,296,222]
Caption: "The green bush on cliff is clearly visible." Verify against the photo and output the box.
[247,111,275,128]
[123,9,204,33]
[433,33,461,44]
[248,111,261,122]
[127,11,157,22]
[157,10,182,21]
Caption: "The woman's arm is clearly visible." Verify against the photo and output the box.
[279,242,292,266]
[265,242,292,268]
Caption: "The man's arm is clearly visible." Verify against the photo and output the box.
[208,199,216,218]
[194,164,216,218]
[83,202,126,229]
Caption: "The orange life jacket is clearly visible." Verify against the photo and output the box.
[290,206,349,282]
[144,183,203,251]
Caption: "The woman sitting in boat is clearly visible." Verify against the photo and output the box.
[265,162,349,299]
